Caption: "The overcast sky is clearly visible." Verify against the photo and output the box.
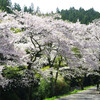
[11,0,100,13]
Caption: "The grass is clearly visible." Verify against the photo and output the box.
[10,28,23,33]
[44,85,95,100]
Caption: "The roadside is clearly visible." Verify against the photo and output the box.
[55,86,100,100]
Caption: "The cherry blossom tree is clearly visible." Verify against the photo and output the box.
[0,9,100,99]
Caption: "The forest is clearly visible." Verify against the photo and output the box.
[59,7,100,24]
[0,0,100,100]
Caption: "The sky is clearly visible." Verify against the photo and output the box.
[11,0,100,13]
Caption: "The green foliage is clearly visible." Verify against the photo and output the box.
[54,17,61,20]
[0,0,12,13]
[60,7,100,24]
[45,85,95,100]
[13,3,21,11]
[56,7,60,13]
[71,89,78,93]
[2,93,20,100]
[24,6,28,12]
[55,77,70,95]
[0,53,6,61]
[23,3,34,14]
[72,47,80,53]
[44,97,56,100]
[72,47,82,58]
[36,6,40,14]
[35,73,41,78]
[1,65,40,100]
[33,77,69,100]
[38,79,51,99]
[2,65,27,79]
[28,3,34,13]
[41,66,50,71]
[54,56,66,68]
[10,28,22,33]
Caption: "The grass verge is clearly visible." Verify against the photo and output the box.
[44,85,95,100]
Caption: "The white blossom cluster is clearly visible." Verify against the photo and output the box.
[0,10,100,86]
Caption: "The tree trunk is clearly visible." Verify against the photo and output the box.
[27,62,33,100]
[54,71,58,86]
[79,78,84,90]
[54,57,62,95]
[69,77,72,91]
[90,76,94,85]
[97,83,99,90]
[27,62,32,70]
[80,84,84,90]
[96,76,99,90]
[28,86,33,100]
[0,86,2,97]
[97,81,99,90]
[50,71,54,97]
[54,71,58,95]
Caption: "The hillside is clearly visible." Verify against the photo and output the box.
[60,7,100,24]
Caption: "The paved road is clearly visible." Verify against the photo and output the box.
[55,87,100,100]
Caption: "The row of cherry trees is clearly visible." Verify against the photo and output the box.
[0,10,100,99]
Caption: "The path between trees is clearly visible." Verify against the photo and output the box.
[55,87,100,100]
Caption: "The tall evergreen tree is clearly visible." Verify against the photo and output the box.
[60,7,100,24]
[13,3,21,11]
[56,7,60,13]
[0,0,12,13]
[24,6,28,12]
[36,6,40,14]
[28,3,34,13]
